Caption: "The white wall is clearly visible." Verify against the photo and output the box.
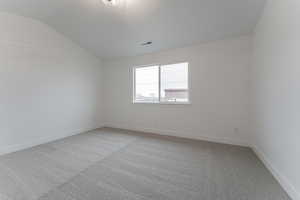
[252,0,300,199]
[104,36,252,146]
[0,13,104,155]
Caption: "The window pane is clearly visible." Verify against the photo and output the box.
[135,66,159,102]
[160,63,189,102]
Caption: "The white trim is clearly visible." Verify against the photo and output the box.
[158,65,161,102]
[0,125,105,156]
[103,123,249,147]
[252,146,300,200]
[132,66,136,103]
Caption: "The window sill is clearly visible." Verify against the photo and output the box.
[133,101,191,105]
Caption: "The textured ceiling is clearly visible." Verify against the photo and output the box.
[0,0,266,60]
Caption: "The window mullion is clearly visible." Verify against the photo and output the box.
[158,65,161,102]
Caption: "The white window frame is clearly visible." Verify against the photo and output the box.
[132,62,191,105]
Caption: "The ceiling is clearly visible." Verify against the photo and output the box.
[0,0,266,60]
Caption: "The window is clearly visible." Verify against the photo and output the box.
[133,62,189,104]
[134,66,159,103]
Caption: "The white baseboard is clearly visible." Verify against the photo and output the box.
[252,146,300,200]
[103,123,249,147]
[0,125,104,156]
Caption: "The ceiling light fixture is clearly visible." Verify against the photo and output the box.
[102,0,123,7]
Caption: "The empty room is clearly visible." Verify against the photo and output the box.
[0,0,299,199]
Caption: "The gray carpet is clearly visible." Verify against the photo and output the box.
[0,128,291,200]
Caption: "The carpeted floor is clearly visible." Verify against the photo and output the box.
[0,128,291,200]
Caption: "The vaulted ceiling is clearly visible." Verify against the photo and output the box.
[0,0,266,60]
